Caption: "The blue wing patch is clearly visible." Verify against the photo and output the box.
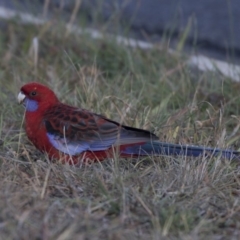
[47,132,116,155]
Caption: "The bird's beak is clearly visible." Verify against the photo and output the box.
[18,91,26,104]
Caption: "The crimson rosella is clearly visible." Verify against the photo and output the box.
[18,82,240,165]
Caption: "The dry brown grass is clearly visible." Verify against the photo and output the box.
[0,19,240,239]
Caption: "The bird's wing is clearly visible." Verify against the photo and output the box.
[43,104,158,155]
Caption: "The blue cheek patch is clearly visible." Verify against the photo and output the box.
[24,99,39,112]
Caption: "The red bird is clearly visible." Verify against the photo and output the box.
[18,82,239,165]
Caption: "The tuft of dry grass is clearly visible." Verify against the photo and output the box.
[0,19,240,239]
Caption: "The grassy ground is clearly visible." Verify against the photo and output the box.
[0,19,240,239]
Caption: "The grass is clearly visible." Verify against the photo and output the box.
[0,18,240,239]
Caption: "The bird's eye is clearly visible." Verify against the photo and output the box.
[30,91,37,96]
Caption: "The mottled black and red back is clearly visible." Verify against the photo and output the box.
[43,103,158,155]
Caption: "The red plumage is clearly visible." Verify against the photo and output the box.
[18,82,157,165]
[18,82,240,165]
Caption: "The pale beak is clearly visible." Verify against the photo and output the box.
[18,91,26,104]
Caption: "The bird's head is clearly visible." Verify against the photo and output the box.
[18,82,59,112]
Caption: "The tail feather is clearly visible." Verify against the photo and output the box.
[122,141,240,160]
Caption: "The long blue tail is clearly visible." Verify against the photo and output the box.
[123,141,240,160]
